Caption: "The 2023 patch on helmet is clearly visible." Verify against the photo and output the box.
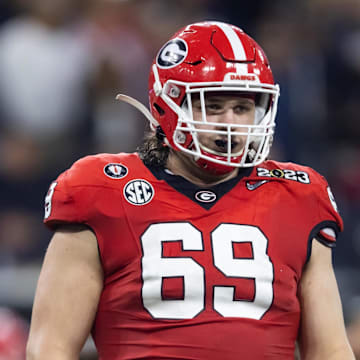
[118,21,280,174]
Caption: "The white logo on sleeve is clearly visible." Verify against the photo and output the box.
[44,182,57,219]
[327,186,338,213]
[124,179,154,205]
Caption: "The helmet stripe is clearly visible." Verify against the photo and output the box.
[210,21,248,74]
[211,22,246,60]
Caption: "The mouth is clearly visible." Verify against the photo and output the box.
[198,139,245,157]
[214,139,239,152]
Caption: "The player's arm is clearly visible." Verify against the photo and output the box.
[298,239,355,359]
[26,224,103,360]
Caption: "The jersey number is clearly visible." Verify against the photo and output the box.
[141,223,273,320]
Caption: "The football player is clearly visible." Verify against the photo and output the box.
[27,22,355,359]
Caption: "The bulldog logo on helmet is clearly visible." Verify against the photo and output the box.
[157,39,188,68]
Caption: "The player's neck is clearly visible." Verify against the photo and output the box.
[166,150,238,187]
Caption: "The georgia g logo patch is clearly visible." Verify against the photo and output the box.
[157,39,188,68]
[124,179,154,206]
[195,190,217,203]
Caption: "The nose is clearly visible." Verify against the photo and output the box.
[217,107,253,128]
[218,108,237,124]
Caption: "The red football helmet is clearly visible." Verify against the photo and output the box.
[118,21,280,174]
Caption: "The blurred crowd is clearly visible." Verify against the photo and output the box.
[0,0,359,358]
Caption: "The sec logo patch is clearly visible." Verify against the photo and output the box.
[124,179,154,205]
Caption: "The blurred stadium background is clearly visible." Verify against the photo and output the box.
[0,0,359,358]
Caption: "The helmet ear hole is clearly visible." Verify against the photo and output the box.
[153,103,165,116]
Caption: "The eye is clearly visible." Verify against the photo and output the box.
[234,103,253,114]
[234,105,248,113]
[205,103,223,113]
[207,103,221,110]
[191,101,202,112]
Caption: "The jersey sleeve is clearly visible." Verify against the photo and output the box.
[309,172,343,247]
[44,172,87,229]
[42,153,139,277]
[43,157,101,229]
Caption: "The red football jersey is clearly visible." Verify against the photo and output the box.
[44,153,343,360]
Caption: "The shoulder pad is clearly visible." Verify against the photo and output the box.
[63,152,139,188]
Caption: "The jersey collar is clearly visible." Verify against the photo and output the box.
[145,163,253,210]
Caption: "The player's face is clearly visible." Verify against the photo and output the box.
[191,94,256,156]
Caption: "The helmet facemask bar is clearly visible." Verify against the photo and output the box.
[160,78,279,168]
[181,87,252,163]
[250,90,280,165]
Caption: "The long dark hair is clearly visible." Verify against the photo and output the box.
[137,128,170,167]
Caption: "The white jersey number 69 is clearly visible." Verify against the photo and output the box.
[141,222,273,320]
